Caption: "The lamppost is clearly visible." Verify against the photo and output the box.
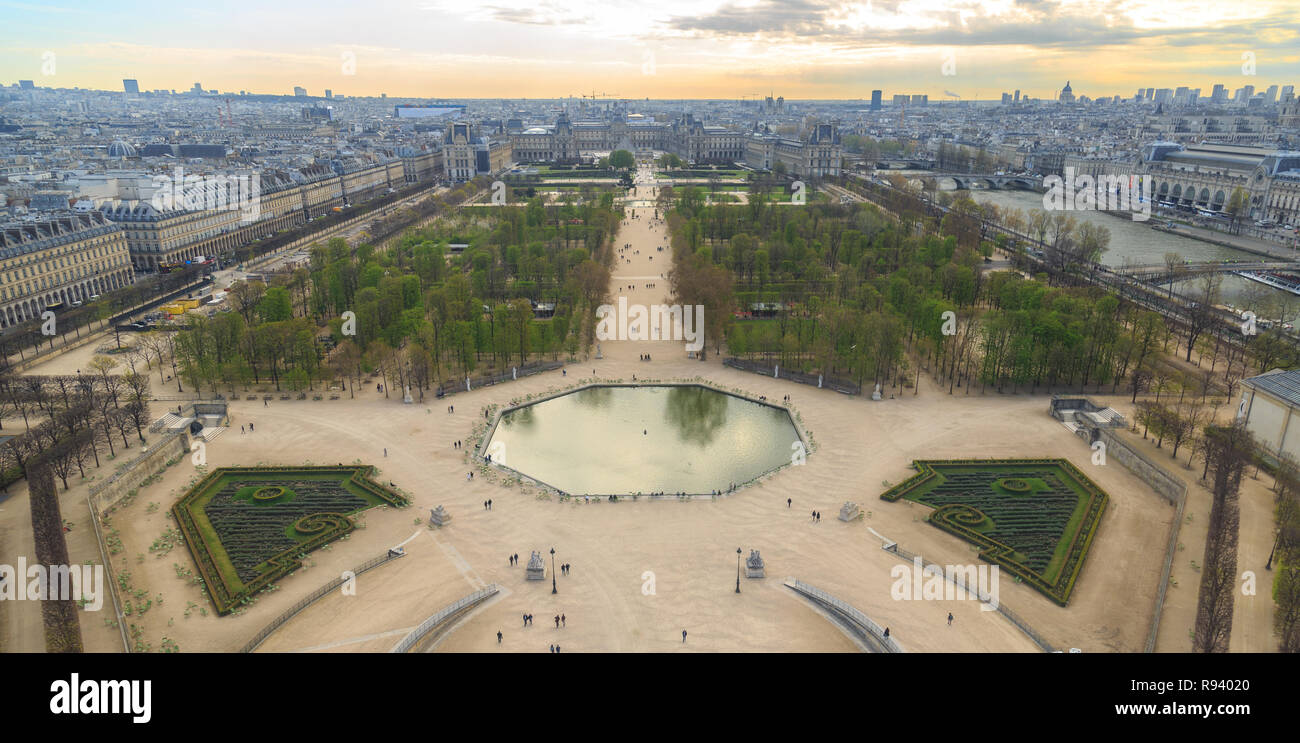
[735,547,742,593]
[551,547,557,594]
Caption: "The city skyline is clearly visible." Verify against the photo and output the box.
[2,0,1297,100]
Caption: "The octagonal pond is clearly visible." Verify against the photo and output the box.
[484,385,803,495]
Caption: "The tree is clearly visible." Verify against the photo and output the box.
[1225,187,1250,235]
[608,150,635,170]
[1194,421,1253,652]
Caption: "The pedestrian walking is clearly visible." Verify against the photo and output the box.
[884,627,890,638]
[554,615,560,628]
[682,630,687,643]
[787,498,791,508]
[249,422,254,432]
[561,614,566,627]
[241,425,245,434]
[514,553,519,565]
[384,448,387,457]
[488,499,493,510]
[549,644,555,653]
[497,631,503,643]
[555,645,560,653]
[264,398,268,407]
[948,612,954,626]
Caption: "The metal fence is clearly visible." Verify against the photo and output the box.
[436,361,565,399]
[390,584,500,653]
[882,543,1056,653]
[1146,489,1187,653]
[239,549,408,653]
[723,358,861,395]
[785,579,904,653]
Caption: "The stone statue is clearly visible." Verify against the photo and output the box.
[839,502,861,521]
[526,551,546,581]
[871,383,882,401]
[403,385,413,404]
[745,549,765,579]
[430,505,450,527]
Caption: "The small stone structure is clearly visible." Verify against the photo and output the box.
[526,551,546,580]
[745,550,765,579]
[871,383,882,401]
[403,385,413,404]
[429,505,450,527]
[839,502,861,521]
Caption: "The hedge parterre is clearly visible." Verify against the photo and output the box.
[171,465,409,615]
[879,458,1108,606]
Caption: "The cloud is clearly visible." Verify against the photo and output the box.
[664,0,1299,52]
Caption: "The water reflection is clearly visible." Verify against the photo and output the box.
[489,385,799,494]
[663,386,728,446]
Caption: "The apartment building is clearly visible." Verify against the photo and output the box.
[0,211,134,328]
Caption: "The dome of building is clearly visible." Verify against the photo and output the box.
[107,140,137,158]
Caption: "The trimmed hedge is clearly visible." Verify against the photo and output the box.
[171,465,408,615]
[879,458,1108,606]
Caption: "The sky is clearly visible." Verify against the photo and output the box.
[1,0,1298,100]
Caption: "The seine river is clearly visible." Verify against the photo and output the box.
[954,187,1293,308]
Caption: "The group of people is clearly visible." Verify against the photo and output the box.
[811,510,822,522]
[239,423,255,433]
[482,499,493,510]
[639,353,652,361]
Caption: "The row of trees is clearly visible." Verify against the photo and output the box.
[0,368,153,491]
[169,193,621,397]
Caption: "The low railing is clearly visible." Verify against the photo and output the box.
[239,549,408,653]
[85,495,130,653]
[723,358,861,395]
[436,361,565,398]
[881,543,1056,653]
[785,579,904,653]
[390,584,500,653]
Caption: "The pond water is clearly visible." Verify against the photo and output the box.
[485,385,802,495]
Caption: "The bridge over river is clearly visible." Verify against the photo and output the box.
[1113,260,1300,283]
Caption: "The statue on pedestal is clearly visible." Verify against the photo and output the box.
[526,551,547,581]
[430,505,450,527]
[839,502,861,521]
[871,383,882,401]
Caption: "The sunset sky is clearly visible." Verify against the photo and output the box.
[2,0,1297,100]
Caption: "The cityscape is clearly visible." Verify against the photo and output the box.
[0,0,1297,715]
